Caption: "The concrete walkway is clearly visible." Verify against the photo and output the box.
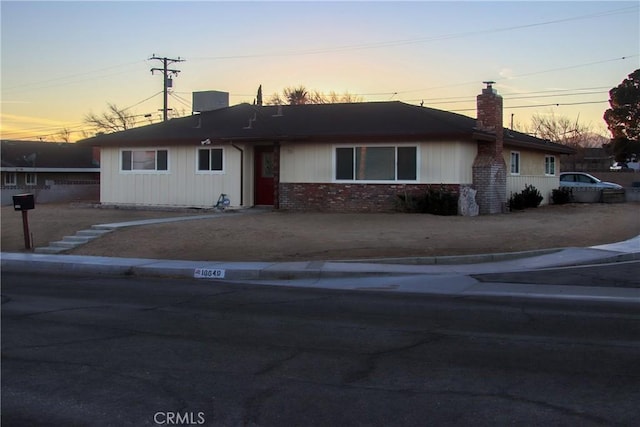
[3,233,639,304]
[3,208,639,303]
[33,213,231,254]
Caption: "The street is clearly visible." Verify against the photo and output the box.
[2,271,639,426]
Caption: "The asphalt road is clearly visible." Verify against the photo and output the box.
[2,271,640,426]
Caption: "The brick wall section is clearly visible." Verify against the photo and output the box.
[279,183,460,212]
[472,160,506,214]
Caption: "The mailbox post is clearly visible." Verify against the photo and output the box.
[13,193,35,250]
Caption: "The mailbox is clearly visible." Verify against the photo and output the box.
[13,193,35,211]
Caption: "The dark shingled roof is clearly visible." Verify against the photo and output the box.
[82,101,574,154]
[1,140,99,169]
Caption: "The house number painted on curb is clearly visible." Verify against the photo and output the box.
[194,268,226,279]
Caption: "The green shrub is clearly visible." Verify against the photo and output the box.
[509,184,543,211]
[521,184,544,208]
[551,187,572,204]
[508,192,527,211]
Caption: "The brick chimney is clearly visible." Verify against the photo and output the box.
[472,82,507,214]
[476,81,504,159]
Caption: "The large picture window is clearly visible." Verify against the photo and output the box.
[121,149,168,172]
[197,148,224,172]
[335,146,417,181]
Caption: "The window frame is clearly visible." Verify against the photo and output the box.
[26,172,37,186]
[510,151,521,175]
[120,148,169,173]
[4,172,17,186]
[195,147,225,174]
[333,144,419,183]
[545,155,556,176]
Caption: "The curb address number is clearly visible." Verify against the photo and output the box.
[194,268,226,279]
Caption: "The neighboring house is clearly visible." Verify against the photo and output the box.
[1,140,100,205]
[83,84,573,214]
[561,147,611,172]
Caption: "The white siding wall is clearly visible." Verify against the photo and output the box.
[506,175,559,205]
[100,146,244,208]
[280,144,332,182]
[421,141,476,184]
[279,140,477,184]
[504,147,559,205]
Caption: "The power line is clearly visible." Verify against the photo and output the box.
[450,100,608,113]
[386,55,637,96]
[122,91,164,111]
[190,5,637,61]
[408,90,609,106]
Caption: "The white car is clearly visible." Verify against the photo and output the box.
[559,172,623,189]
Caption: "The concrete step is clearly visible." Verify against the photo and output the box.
[50,240,82,249]
[62,235,95,243]
[35,226,114,255]
[34,246,69,254]
[77,229,113,237]
[91,225,116,231]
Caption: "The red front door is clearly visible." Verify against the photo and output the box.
[254,146,274,205]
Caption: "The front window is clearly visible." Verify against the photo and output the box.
[197,148,224,172]
[121,149,168,172]
[545,156,556,176]
[26,173,37,186]
[510,152,520,175]
[335,146,417,181]
[4,172,17,186]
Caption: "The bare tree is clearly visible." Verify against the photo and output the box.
[522,111,606,170]
[57,128,73,143]
[309,90,363,104]
[84,103,136,135]
[266,86,363,105]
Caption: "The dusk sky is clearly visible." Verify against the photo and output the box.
[1,1,638,141]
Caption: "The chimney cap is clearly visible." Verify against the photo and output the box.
[482,81,498,94]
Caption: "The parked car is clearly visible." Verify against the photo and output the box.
[559,172,623,189]
[610,162,628,171]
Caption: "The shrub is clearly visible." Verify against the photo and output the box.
[395,186,459,215]
[424,186,459,215]
[521,184,544,208]
[509,184,543,211]
[508,192,527,211]
[551,187,572,205]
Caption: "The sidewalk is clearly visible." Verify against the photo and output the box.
[2,235,639,304]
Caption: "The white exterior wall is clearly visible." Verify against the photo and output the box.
[505,147,560,205]
[279,140,476,184]
[100,145,245,208]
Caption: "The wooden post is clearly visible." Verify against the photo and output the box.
[21,210,31,250]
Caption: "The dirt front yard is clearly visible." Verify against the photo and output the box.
[2,203,639,262]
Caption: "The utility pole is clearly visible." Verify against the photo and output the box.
[149,54,184,121]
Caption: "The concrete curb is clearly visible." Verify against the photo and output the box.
[0,254,405,281]
[338,248,563,265]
